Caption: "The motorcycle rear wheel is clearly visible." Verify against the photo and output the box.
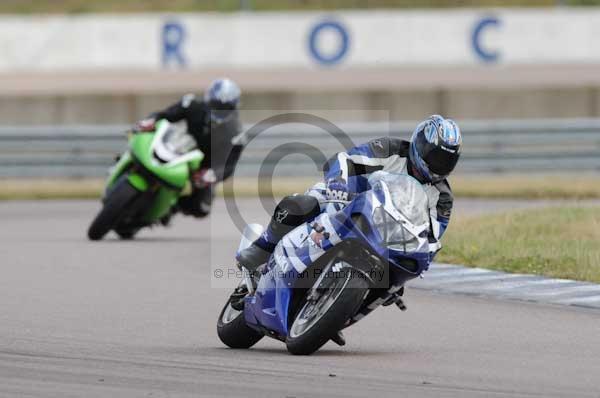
[115,228,138,240]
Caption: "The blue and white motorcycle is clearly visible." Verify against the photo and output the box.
[217,172,433,355]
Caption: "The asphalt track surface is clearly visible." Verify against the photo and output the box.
[1,198,599,398]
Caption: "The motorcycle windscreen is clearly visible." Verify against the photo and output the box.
[368,172,430,253]
[154,125,197,162]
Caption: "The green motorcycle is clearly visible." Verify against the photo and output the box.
[87,119,204,240]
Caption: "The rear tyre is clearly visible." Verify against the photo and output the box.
[115,228,138,240]
[217,299,264,349]
[286,274,369,355]
[87,178,140,241]
[115,223,141,240]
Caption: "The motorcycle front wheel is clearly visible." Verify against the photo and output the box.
[286,265,369,355]
[87,177,140,241]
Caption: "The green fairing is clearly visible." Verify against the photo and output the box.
[130,133,191,190]
[127,173,149,191]
[106,151,133,192]
[103,121,204,224]
[142,187,180,222]
[189,157,202,171]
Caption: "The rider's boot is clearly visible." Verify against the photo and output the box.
[231,223,279,311]
[236,239,273,273]
[231,195,321,310]
[229,284,250,311]
[178,186,213,218]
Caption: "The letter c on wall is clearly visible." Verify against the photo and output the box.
[472,17,501,63]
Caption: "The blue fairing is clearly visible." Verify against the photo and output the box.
[333,191,431,275]
[243,178,431,337]
[243,253,300,334]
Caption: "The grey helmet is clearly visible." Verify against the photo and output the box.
[204,78,241,124]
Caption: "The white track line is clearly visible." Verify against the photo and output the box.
[553,295,600,305]
[521,284,600,298]
[475,278,577,292]
[421,268,492,279]
[420,272,526,287]
[415,264,600,309]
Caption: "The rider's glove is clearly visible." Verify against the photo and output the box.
[191,168,217,189]
[427,241,442,269]
[325,176,353,202]
[134,118,156,133]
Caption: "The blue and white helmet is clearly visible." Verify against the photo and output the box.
[204,78,241,124]
[409,115,462,183]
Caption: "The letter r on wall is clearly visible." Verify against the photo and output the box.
[162,21,187,68]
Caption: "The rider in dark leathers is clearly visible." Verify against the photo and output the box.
[137,78,246,218]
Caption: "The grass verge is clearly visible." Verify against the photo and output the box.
[0,0,564,14]
[450,175,600,200]
[3,175,600,200]
[0,178,311,200]
[437,206,600,283]
[0,179,104,200]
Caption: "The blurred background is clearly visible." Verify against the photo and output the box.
[1,1,600,279]
[2,0,600,186]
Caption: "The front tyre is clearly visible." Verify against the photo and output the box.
[286,274,369,355]
[87,178,140,241]
[217,300,263,349]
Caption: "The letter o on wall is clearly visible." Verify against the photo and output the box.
[308,20,350,66]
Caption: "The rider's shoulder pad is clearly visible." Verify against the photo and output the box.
[181,93,196,108]
[368,137,408,158]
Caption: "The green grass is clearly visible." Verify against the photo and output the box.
[228,175,600,200]
[450,175,600,200]
[437,207,600,283]
[0,179,104,200]
[0,0,591,14]
[0,177,317,200]
[3,175,600,200]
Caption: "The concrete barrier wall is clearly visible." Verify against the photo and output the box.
[2,10,600,71]
[2,87,600,125]
[2,10,600,123]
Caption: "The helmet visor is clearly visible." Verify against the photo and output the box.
[210,110,232,123]
[423,146,460,177]
[208,99,236,111]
